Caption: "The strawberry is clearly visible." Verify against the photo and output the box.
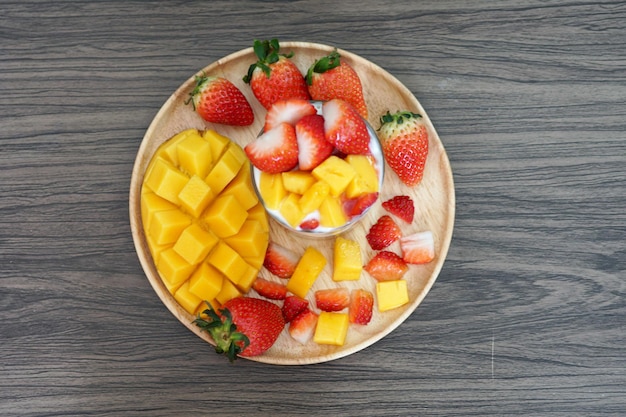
[264,98,317,132]
[364,250,409,281]
[295,114,334,170]
[186,74,254,126]
[400,231,435,264]
[282,295,309,323]
[194,297,284,361]
[322,99,371,155]
[263,241,300,278]
[288,308,318,345]
[243,39,310,109]
[306,49,368,118]
[382,195,415,223]
[349,289,374,325]
[244,123,299,174]
[315,288,350,312]
[252,277,288,300]
[299,217,320,230]
[346,192,378,217]
[366,215,401,250]
[378,110,429,186]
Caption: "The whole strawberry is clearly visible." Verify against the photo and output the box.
[243,39,311,109]
[378,111,429,186]
[306,49,368,119]
[186,74,254,126]
[194,297,285,361]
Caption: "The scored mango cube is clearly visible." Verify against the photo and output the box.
[174,280,202,315]
[221,163,258,211]
[205,143,245,195]
[312,156,356,197]
[203,194,248,238]
[207,241,249,285]
[177,175,215,218]
[160,129,197,165]
[141,191,177,232]
[376,280,409,312]
[157,247,196,289]
[234,263,259,293]
[286,246,327,298]
[314,312,349,346]
[176,134,212,178]
[188,262,224,302]
[279,193,306,228]
[281,171,316,195]
[148,209,191,245]
[145,158,189,204]
[203,129,230,160]
[247,202,270,233]
[333,236,362,281]
[215,278,242,305]
[299,181,331,214]
[345,154,379,198]
[258,172,287,210]
[224,220,268,259]
[173,223,218,265]
[319,196,347,228]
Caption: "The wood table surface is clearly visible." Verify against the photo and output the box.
[1,1,624,416]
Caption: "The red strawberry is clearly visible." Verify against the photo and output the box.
[244,123,299,174]
[366,215,401,250]
[282,295,309,323]
[364,250,409,281]
[315,288,350,312]
[299,217,320,230]
[263,241,300,278]
[264,98,317,132]
[296,114,334,170]
[288,308,318,345]
[252,277,288,300]
[243,39,310,109]
[347,192,378,217]
[349,289,374,325]
[306,50,368,119]
[322,99,370,155]
[400,231,435,264]
[186,74,254,126]
[378,110,429,186]
[382,195,415,223]
[194,297,285,361]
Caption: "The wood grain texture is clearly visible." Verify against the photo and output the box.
[1,0,624,416]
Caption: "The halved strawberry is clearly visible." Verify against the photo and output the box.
[315,288,350,312]
[252,277,288,300]
[186,74,254,126]
[400,231,435,264]
[244,123,299,174]
[282,295,309,323]
[349,289,374,325]
[322,99,370,155]
[364,250,409,281]
[299,218,320,230]
[264,99,317,132]
[366,215,401,250]
[347,192,378,217]
[382,195,415,223]
[296,114,334,171]
[263,241,300,278]
[288,308,318,345]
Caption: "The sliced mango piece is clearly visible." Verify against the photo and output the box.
[279,193,306,228]
[286,246,326,298]
[376,280,409,312]
[281,170,316,195]
[333,236,362,281]
[345,154,379,198]
[319,196,347,228]
[258,172,287,210]
[314,312,349,346]
[312,156,356,197]
[299,181,331,214]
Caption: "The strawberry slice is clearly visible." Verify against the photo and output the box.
[263,241,300,278]
[264,99,317,132]
[322,99,370,155]
[349,289,374,325]
[382,195,415,223]
[299,218,320,230]
[295,114,334,171]
[288,308,318,345]
[245,123,299,174]
[315,288,350,312]
[400,231,435,264]
[364,250,409,281]
[366,215,401,250]
[347,192,378,217]
[282,295,309,323]
[252,277,288,300]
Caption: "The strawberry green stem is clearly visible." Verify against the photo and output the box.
[305,49,341,85]
[193,301,250,362]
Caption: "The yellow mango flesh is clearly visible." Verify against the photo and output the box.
[202,194,248,238]
[312,156,356,197]
[258,172,287,210]
[279,193,306,228]
[299,181,330,214]
[314,312,349,346]
[177,134,212,178]
[376,280,409,312]
[188,262,224,302]
[286,246,327,298]
[333,236,362,281]
[319,196,347,228]
[281,170,316,195]
[345,154,379,198]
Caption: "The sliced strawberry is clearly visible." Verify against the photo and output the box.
[245,123,299,174]
[288,308,318,345]
[263,241,300,278]
[252,277,288,300]
[400,231,435,264]
[299,218,320,230]
[366,215,401,250]
[347,192,378,217]
[264,99,317,132]
[364,250,409,281]
[322,99,370,155]
[315,288,350,312]
[349,289,374,325]
[282,295,309,323]
[382,195,415,223]
[296,114,334,171]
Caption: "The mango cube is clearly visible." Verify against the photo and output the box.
[205,143,245,195]
[188,262,224,301]
[145,158,189,204]
[222,163,258,210]
[376,280,409,312]
[281,171,316,195]
[234,263,259,293]
[203,129,231,160]
[345,155,379,198]
[286,246,327,298]
[299,181,331,214]
[173,223,218,265]
[157,247,196,289]
[279,193,306,228]
[314,312,349,346]
[177,175,215,218]
[224,220,268,258]
[176,134,212,178]
[141,191,177,232]
[312,156,356,197]
[319,196,347,228]
[203,195,248,238]
[174,280,202,314]
[207,241,249,285]
[160,129,197,165]
[247,202,270,233]
[333,236,362,281]
[258,172,287,210]
[215,279,242,305]
[148,209,191,245]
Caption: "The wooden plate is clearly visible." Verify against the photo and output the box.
[129,42,455,365]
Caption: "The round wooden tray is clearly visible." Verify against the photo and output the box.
[129,42,455,365]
